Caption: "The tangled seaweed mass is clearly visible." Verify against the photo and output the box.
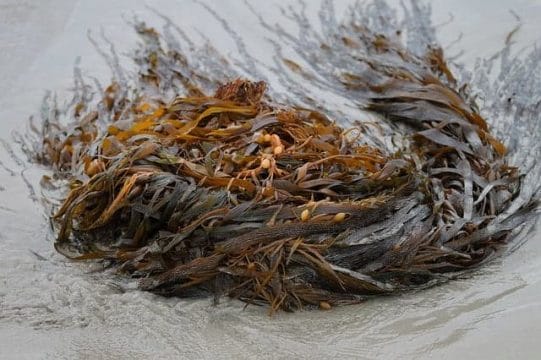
[28,2,540,312]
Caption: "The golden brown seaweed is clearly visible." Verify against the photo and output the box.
[31,15,535,314]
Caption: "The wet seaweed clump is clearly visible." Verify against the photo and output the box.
[31,15,538,313]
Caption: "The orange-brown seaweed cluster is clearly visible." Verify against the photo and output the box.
[33,19,531,313]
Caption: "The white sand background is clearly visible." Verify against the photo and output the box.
[1,1,540,359]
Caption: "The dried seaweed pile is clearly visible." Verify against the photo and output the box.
[31,12,538,312]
